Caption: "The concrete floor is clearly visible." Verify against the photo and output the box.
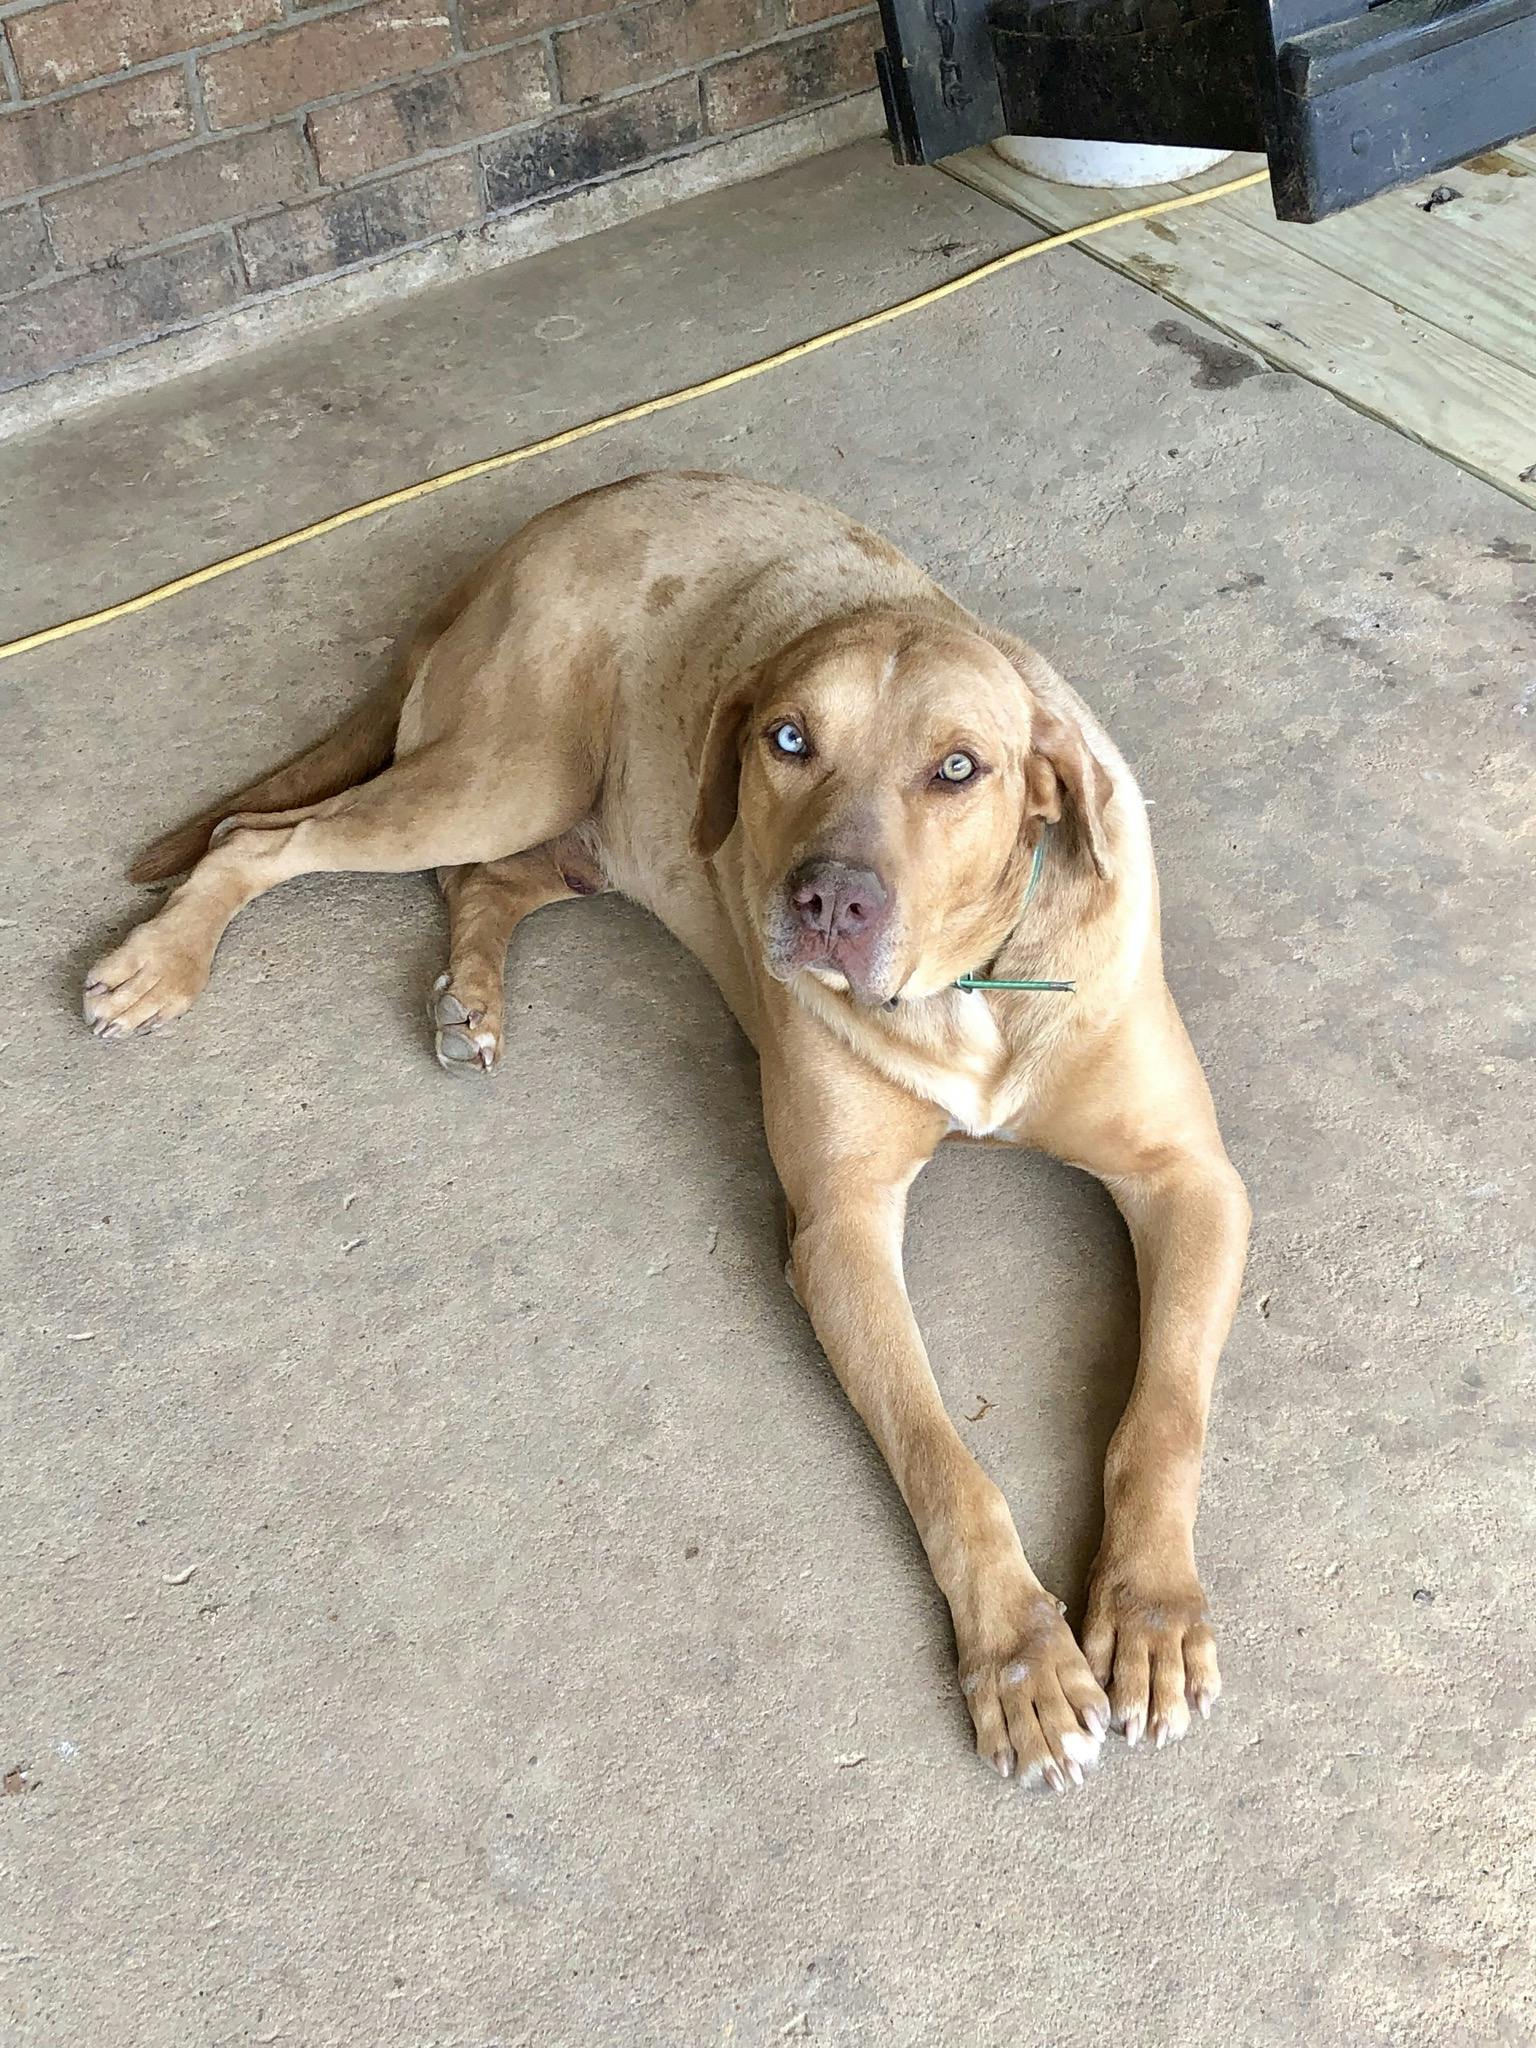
[3,142,1533,2047]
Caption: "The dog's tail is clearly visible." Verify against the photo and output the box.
[127,668,412,884]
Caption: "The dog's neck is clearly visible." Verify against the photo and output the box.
[953,826,1075,996]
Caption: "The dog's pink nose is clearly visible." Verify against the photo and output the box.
[790,860,888,941]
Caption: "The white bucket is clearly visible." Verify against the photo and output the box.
[991,135,1234,187]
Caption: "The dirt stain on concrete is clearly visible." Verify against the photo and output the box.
[1150,318,1270,390]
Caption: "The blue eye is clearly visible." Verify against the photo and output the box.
[771,722,808,757]
[937,751,977,783]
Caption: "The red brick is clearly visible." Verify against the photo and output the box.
[236,153,478,288]
[8,0,282,96]
[0,68,193,202]
[308,45,550,181]
[482,73,699,210]
[786,0,868,22]
[200,0,454,130]
[460,0,590,50]
[0,204,55,292]
[0,233,241,388]
[44,126,309,265]
[701,13,875,131]
[555,0,780,102]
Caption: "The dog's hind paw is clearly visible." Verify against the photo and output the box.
[84,920,212,1040]
[431,973,502,1076]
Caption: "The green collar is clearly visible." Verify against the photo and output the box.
[954,826,1075,995]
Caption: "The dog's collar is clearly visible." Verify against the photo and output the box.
[954,826,1076,995]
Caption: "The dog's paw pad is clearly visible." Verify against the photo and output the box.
[430,974,501,1075]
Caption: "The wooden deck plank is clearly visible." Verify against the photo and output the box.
[942,147,1536,510]
[1206,165,1536,382]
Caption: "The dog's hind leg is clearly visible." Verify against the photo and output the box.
[85,742,596,1041]
[431,833,608,1075]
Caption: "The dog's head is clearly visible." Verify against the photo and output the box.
[690,610,1112,1007]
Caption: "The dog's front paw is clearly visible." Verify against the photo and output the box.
[1082,1554,1220,1750]
[958,1585,1108,1790]
[431,972,502,1075]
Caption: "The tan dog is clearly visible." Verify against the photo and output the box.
[85,473,1249,1789]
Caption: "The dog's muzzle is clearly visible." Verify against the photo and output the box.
[763,857,899,1004]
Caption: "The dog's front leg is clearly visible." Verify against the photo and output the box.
[1030,1004,1251,1753]
[1082,1153,1250,1747]
[763,1036,1108,1788]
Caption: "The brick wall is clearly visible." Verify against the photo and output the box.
[0,0,880,392]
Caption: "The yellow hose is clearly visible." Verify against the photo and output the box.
[0,167,1269,668]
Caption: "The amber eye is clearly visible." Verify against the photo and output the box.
[936,751,977,784]
[771,722,809,758]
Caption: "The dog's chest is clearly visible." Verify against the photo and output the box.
[804,982,1029,1137]
[902,995,1023,1136]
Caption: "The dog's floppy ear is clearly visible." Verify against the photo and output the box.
[689,672,760,859]
[1024,701,1115,879]
[995,637,1114,878]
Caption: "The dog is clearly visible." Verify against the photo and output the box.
[85,472,1250,1789]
